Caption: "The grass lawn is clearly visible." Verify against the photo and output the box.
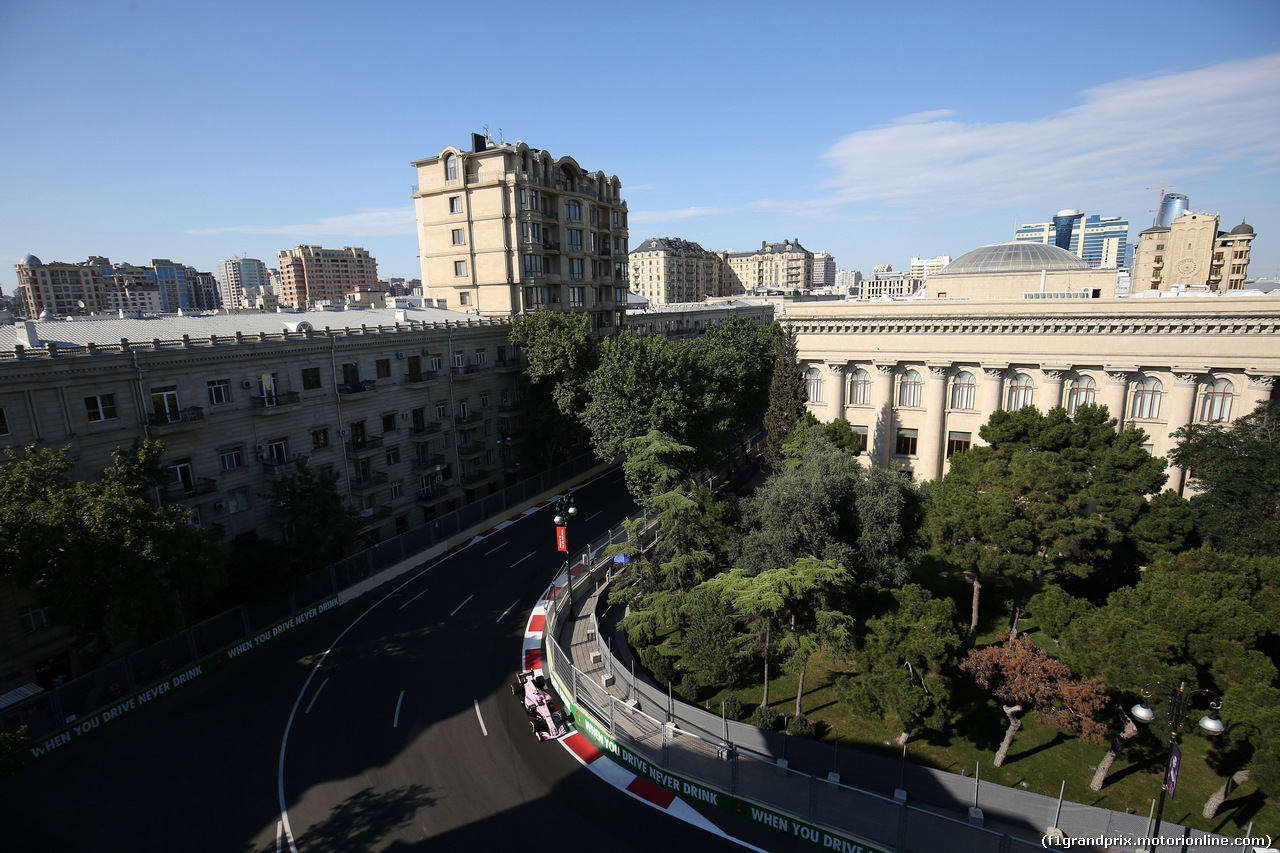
[640,555,1275,841]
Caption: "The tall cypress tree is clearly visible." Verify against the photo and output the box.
[763,328,807,470]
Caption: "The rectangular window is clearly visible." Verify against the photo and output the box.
[451,228,465,245]
[85,394,118,422]
[207,379,232,405]
[852,425,869,453]
[460,292,471,306]
[566,200,581,221]
[569,286,585,307]
[386,446,401,466]
[454,260,467,277]
[301,367,322,390]
[947,431,972,458]
[390,481,403,500]
[449,196,462,214]
[220,446,244,471]
[523,254,543,276]
[895,428,918,456]
[454,351,465,367]
[227,488,250,513]
[0,407,8,435]
[376,358,391,379]
[480,392,490,408]
[429,354,442,371]
[382,412,397,433]
[473,348,485,365]
[435,401,448,418]
[569,258,584,280]
[311,428,330,449]
[567,229,583,251]
[20,605,50,634]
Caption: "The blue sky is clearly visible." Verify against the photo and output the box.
[2,0,1278,288]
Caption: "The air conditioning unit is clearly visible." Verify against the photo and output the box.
[395,351,406,359]
[400,411,411,420]
[213,501,226,512]
[241,380,253,389]
[256,453,266,461]
[338,428,350,436]
[255,444,265,453]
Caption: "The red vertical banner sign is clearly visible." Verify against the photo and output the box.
[556,526,568,552]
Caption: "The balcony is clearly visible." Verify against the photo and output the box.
[345,435,385,457]
[542,240,561,251]
[498,401,526,414]
[458,440,487,459]
[148,406,204,428]
[356,505,392,530]
[339,380,378,395]
[410,421,444,437]
[403,371,438,384]
[493,357,523,373]
[451,364,481,378]
[263,454,308,477]
[251,391,301,410]
[412,453,446,471]
[160,477,217,503]
[349,471,389,493]
[454,411,482,426]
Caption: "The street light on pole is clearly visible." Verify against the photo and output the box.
[1130,681,1225,851]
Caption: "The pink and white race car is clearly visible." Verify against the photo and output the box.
[511,671,568,740]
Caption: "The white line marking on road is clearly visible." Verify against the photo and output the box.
[276,820,283,853]
[497,599,519,622]
[394,690,405,728]
[511,551,534,567]
[485,542,508,554]
[397,587,430,610]
[474,699,489,736]
[585,511,602,523]
[450,594,474,616]
[305,677,329,714]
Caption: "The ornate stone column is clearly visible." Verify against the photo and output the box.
[1040,368,1067,412]
[917,365,950,481]
[871,362,896,467]
[1242,374,1277,416]
[1165,372,1201,494]
[1102,368,1132,428]
[981,366,1007,432]
[827,362,846,422]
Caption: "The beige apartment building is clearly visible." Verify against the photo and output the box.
[276,246,379,310]
[1131,213,1254,292]
[723,239,813,293]
[0,307,525,687]
[13,255,112,318]
[410,134,629,336]
[628,237,721,305]
[785,243,1280,489]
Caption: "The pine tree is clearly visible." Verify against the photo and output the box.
[763,328,806,470]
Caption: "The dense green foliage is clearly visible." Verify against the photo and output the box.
[762,329,806,470]
[0,442,225,664]
[1171,398,1280,556]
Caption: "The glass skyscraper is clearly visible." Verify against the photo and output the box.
[1014,211,1130,269]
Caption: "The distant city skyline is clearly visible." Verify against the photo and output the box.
[2,1,1277,291]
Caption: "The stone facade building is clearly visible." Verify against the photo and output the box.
[1131,213,1254,293]
[276,246,378,310]
[411,134,629,337]
[628,237,721,305]
[723,239,813,293]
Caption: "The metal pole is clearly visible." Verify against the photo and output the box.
[973,761,980,808]
[898,741,907,791]
[1053,780,1065,830]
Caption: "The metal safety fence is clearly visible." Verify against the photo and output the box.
[544,536,1258,853]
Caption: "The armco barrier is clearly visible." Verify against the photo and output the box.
[541,536,1261,853]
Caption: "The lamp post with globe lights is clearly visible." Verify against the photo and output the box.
[1131,681,1225,851]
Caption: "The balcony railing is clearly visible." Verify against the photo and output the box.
[345,435,385,455]
[251,391,301,409]
[454,412,482,425]
[148,407,204,428]
[263,454,308,476]
[403,371,438,384]
[349,471,389,492]
[160,477,217,503]
[458,440,487,458]
[356,505,392,529]
[412,454,446,471]
[339,380,377,395]
[451,364,481,377]
[493,358,523,372]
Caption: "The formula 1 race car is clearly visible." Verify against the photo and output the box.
[512,671,569,740]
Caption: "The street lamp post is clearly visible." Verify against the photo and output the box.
[1130,681,1225,851]
[554,491,577,605]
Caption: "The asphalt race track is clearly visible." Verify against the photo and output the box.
[0,470,759,852]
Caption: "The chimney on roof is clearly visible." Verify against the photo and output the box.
[471,132,487,153]
[762,240,767,250]
[16,321,42,348]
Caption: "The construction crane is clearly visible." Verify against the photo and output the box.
[1144,181,1206,223]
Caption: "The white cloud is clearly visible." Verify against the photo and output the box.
[186,207,415,238]
[820,53,1280,215]
[630,205,741,225]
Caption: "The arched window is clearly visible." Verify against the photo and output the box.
[898,369,922,407]
[1065,376,1096,415]
[806,367,824,403]
[1007,373,1034,410]
[951,371,976,410]
[848,368,871,405]
[1131,376,1163,420]
[444,154,458,182]
[1199,377,1234,422]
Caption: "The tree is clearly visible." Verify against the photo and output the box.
[961,632,1108,767]
[735,436,924,590]
[926,404,1189,647]
[781,413,862,466]
[1170,398,1280,556]
[620,430,696,508]
[836,584,964,745]
[0,442,225,664]
[272,462,357,573]
[762,328,806,471]
[508,308,597,467]
[691,318,782,469]
[1202,685,1280,819]
[706,557,855,711]
[679,585,751,686]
